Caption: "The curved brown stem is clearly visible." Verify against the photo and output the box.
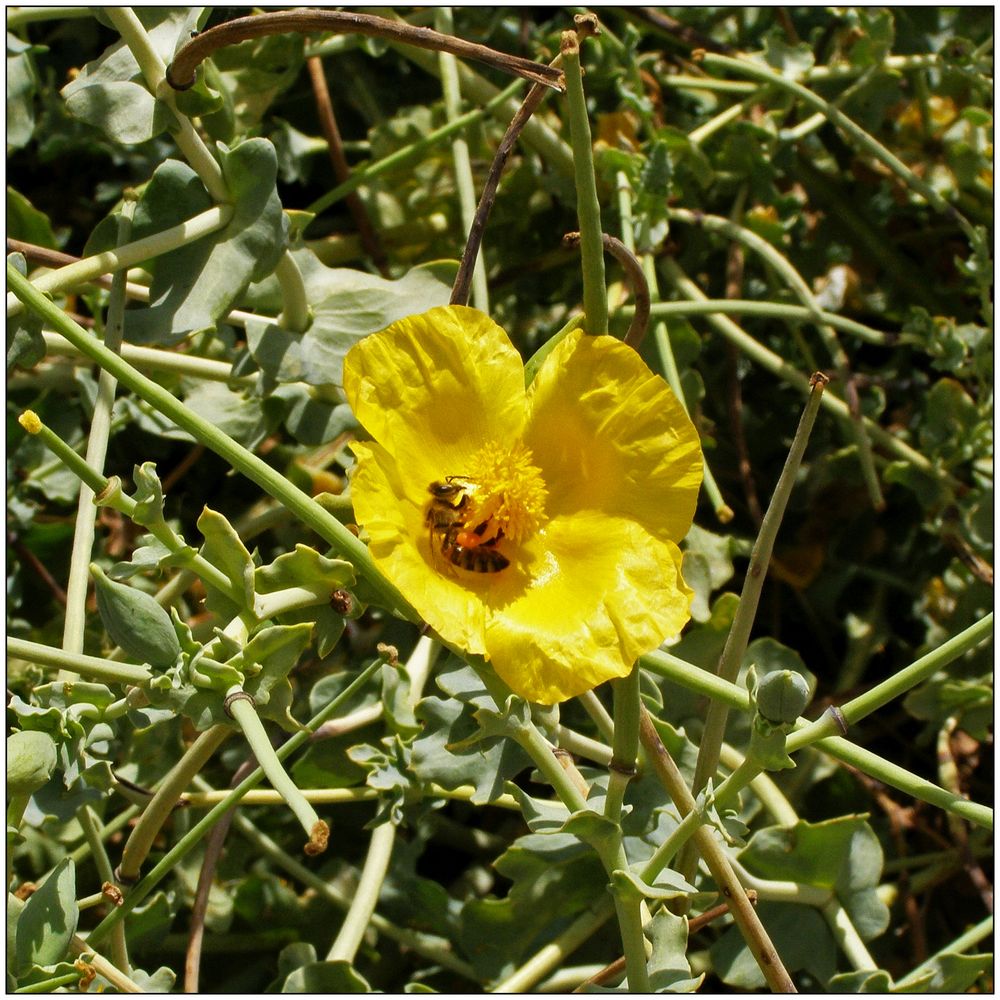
[563,232,651,350]
[305,55,389,276]
[167,10,565,92]
[450,81,550,307]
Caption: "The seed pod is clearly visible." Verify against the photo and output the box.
[7,731,58,795]
[91,563,181,668]
[755,669,811,726]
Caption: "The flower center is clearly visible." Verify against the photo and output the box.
[460,442,548,544]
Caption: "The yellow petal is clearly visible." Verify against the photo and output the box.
[342,305,527,498]
[482,513,693,704]
[350,440,488,655]
[524,331,703,544]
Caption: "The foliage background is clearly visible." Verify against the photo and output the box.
[6,6,993,994]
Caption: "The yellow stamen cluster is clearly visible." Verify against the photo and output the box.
[464,441,548,544]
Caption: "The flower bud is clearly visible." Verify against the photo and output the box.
[91,563,181,668]
[7,730,58,795]
[755,669,810,726]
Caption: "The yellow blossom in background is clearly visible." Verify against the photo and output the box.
[342,306,703,704]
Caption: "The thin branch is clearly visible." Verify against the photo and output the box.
[639,707,797,993]
[167,10,565,93]
[184,759,257,993]
[305,55,389,276]
[450,80,550,306]
[623,8,734,54]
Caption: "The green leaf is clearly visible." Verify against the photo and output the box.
[760,32,815,78]
[711,901,835,989]
[64,79,170,144]
[245,252,453,390]
[15,858,78,974]
[60,10,206,144]
[124,141,287,345]
[282,959,372,993]
[7,188,60,248]
[682,523,736,622]
[256,543,355,595]
[739,816,890,940]
[610,867,696,902]
[182,380,272,450]
[197,506,255,618]
[238,623,313,727]
[411,693,531,805]
[7,32,41,152]
[646,909,704,993]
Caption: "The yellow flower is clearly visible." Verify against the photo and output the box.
[342,306,703,705]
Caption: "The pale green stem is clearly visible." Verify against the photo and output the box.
[6,6,94,29]
[576,689,616,744]
[323,634,436,961]
[19,410,250,612]
[787,613,994,752]
[896,914,994,989]
[87,658,384,947]
[667,206,883,507]
[228,811,476,980]
[76,892,108,911]
[308,77,524,216]
[819,734,992,830]
[731,859,831,907]
[8,264,414,621]
[6,206,232,318]
[78,806,130,974]
[612,893,651,992]
[8,637,153,686]
[326,820,396,961]
[181,783,521,810]
[644,640,993,829]
[69,806,142,866]
[512,701,648,991]
[561,32,608,335]
[103,7,228,202]
[660,257,961,489]
[718,742,799,826]
[660,75,756,94]
[436,6,489,312]
[117,725,232,881]
[638,805,708,884]
[61,201,136,676]
[225,690,325,851]
[822,897,878,971]
[253,585,332,620]
[688,99,752,145]
[68,932,145,994]
[638,707,796,992]
[491,898,615,992]
[642,646,750,711]
[43,333,257,385]
[536,964,608,993]
[634,300,898,347]
[557,725,612,766]
[274,250,310,334]
[605,667,640,823]
[690,376,827,798]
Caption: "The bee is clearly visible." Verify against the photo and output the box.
[425,478,510,574]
